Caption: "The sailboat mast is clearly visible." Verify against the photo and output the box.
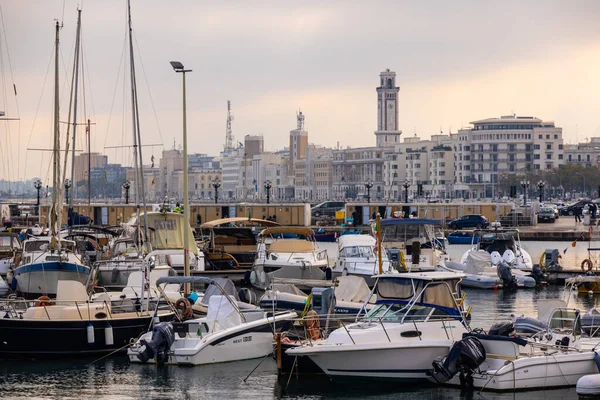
[87,118,91,219]
[50,21,61,246]
[68,8,82,210]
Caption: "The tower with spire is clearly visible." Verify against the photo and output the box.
[375,69,402,147]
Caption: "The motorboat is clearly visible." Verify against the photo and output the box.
[260,275,376,316]
[565,275,600,295]
[0,280,174,358]
[286,271,471,381]
[458,225,533,270]
[431,301,600,391]
[314,229,337,243]
[577,373,600,397]
[447,231,479,245]
[444,250,535,289]
[249,227,329,290]
[199,217,279,270]
[0,232,21,276]
[13,237,91,298]
[332,234,395,286]
[128,276,297,366]
[377,218,448,272]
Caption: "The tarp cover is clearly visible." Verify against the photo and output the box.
[206,294,243,331]
[127,212,198,255]
[335,275,374,303]
[271,283,306,297]
[464,250,491,275]
[200,278,239,306]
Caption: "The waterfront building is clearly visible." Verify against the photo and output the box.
[564,137,600,167]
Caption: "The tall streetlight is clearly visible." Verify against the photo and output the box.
[402,180,411,203]
[537,180,546,203]
[365,179,373,204]
[122,180,131,204]
[64,179,72,203]
[520,179,530,206]
[212,178,221,204]
[264,180,272,204]
[576,172,586,197]
[548,171,562,199]
[34,179,42,206]
[170,60,192,295]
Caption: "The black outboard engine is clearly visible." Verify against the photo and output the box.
[496,262,517,290]
[531,264,546,285]
[136,322,175,365]
[238,287,257,305]
[430,336,486,386]
[488,320,516,337]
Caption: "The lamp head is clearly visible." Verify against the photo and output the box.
[170,61,184,71]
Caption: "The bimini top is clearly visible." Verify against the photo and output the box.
[380,218,442,226]
[259,226,315,237]
[338,234,376,248]
[373,271,465,281]
[200,217,280,228]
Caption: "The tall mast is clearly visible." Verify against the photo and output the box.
[68,8,82,210]
[50,21,61,248]
[87,118,91,219]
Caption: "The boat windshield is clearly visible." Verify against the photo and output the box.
[113,240,136,256]
[0,236,13,248]
[24,240,76,252]
[342,245,374,258]
[363,302,457,323]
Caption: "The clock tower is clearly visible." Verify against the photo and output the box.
[375,69,401,147]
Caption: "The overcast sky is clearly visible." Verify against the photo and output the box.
[1,0,599,182]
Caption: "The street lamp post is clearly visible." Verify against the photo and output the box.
[170,60,192,295]
[365,179,373,204]
[264,180,272,204]
[537,180,546,203]
[402,180,410,203]
[64,179,72,203]
[520,179,530,206]
[122,180,131,204]
[212,178,221,204]
[34,179,42,206]
[576,172,586,197]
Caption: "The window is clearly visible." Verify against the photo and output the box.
[534,164,540,169]
[491,144,498,152]
[526,144,532,151]
[539,135,542,139]
[534,145,540,150]
[546,154,552,160]
[509,154,515,161]
[546,144,552,150]
[465,165,470,170]
[508,144,515,152]
[559,144,563,150]
[415,163,420,168]
[509,164,515,172]
[554,134,558,139]
[534,154,540,160]
[559,154,563,160]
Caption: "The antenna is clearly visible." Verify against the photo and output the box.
[297,109,305,131]
[225,100,234,151]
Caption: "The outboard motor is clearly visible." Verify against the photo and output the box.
[531,264,546,285]
[311,287,336,320]
[544,249,562,272]
[497,262,517,290]
[136,322,175,365]
[430,336,486,386]
[488,320,516,337]
[411,241,421,266]
[490,251,502,266]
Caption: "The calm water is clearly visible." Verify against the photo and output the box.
[0,240,598,399]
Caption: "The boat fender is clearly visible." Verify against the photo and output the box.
[325,267,332,280]
[399,251,407,270]
[175,298,193,320]
[34,296,54,307]
[594,352,600,372]
[105,323,114,346]
[87,323,95,344]
[111,267,120,284]
[582,259,593,272]
[249,270,257,285]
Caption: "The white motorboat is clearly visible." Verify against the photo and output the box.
[459,226,533,270]
[286,271,471,381]
[259,275,376,316]
[14,237,91,298]
[332,235,395,286]
[378,218,448,272]
[0,232,20,276]
[128,276,297,366]
[250,227,329,290]
[431,300,600,391]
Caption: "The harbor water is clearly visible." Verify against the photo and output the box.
[1,240,598,400]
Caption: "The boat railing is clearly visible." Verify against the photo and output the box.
[0,297,161,321]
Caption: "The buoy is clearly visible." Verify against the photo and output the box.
[87,323,95,344]
[153,313,160,326]
[104,323,114,346]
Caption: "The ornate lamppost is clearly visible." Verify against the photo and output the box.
[365,179,373,204]
[402,180,410,203]
[64,179,72,202]
[264,180,272,204]
[122,180,131,204]
[537,180,546,203]
[34,179,43,206]
[212,178,221,204]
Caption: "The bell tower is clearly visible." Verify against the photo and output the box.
[375,69,401,147]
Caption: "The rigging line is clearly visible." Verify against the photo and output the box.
[133,32,165,149]
[102,32,127,158]
[24,44,55,186]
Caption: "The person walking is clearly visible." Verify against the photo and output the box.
[575,207,582,223]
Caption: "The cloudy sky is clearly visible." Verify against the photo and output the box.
[1,0,599,182]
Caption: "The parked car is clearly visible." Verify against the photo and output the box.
[311,201,345,219]
[537,207,556,223]
[559,200,594,216]
[447,214,489,230]
[545,204,560,219]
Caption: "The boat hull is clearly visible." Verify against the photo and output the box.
[14,261,90,298]
[0,313,172,358]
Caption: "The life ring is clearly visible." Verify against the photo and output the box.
[34,295,54,307]
[581,259,594,272]
[304,310,321,341]
[399,251,407,270]
[175,298,193,319]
